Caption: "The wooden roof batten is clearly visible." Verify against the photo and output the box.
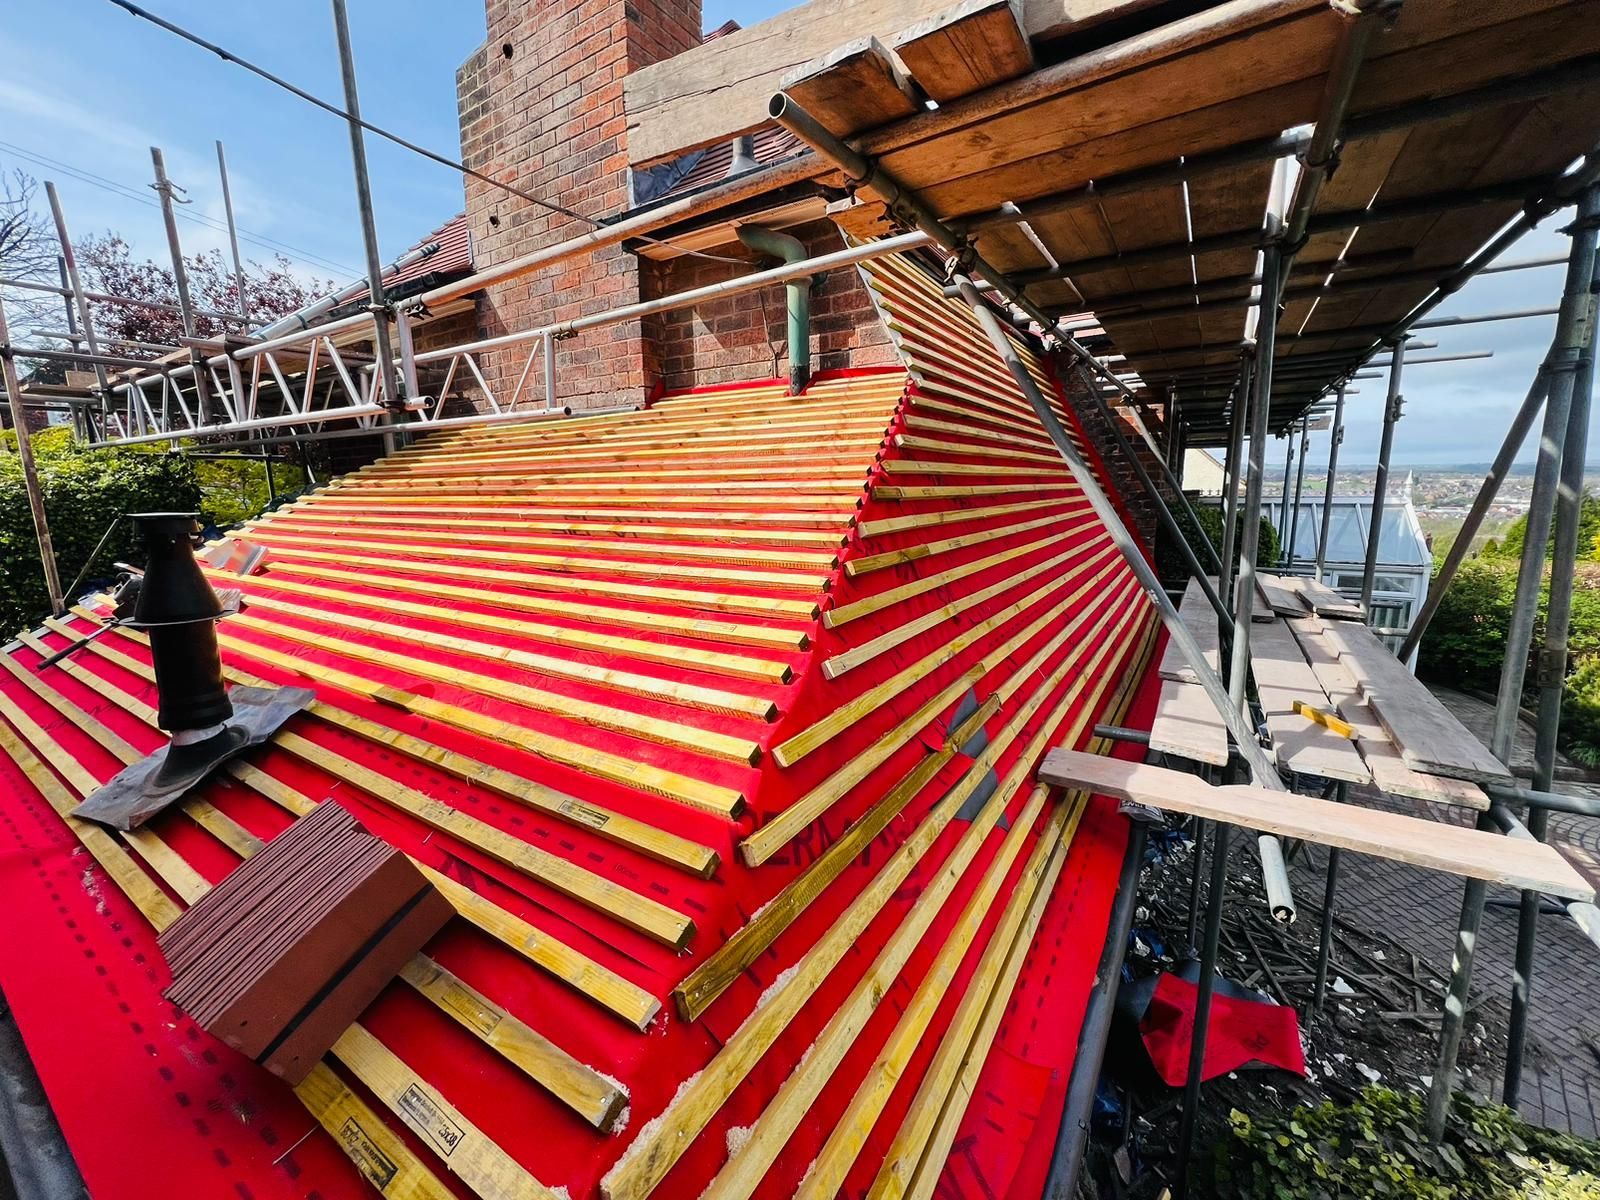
[627,0,1600,439]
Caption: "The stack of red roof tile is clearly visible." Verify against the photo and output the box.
[160,800,451,1084]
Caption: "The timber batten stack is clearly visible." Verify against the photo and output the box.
[0,265,1162,1200]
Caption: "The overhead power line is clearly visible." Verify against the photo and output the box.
[0,140,361,277]
[105,1,748,264]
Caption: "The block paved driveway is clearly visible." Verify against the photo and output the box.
[1286,686,1600,1135]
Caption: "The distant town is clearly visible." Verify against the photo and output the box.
[1258,463,1600,554]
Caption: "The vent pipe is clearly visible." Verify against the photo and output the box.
[726,136,759,177]
[736,225,811,394]
[129,513,247,788]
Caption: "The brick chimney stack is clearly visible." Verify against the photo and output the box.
[457,0,704,409]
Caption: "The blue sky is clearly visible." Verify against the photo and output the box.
[0,0,1587,465]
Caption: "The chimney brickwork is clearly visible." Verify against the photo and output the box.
[642,219,896,392]
[456,0,703,410]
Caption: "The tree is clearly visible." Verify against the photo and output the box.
[0,169,60,335]
[75,234,335,357]
[1488,488,1600,563]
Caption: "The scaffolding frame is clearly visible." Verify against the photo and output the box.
[1,2,1598,1193]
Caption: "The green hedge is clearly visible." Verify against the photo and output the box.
[1157,502,1280,584]
[1212,1086,1600,1200]
[1416,556,1600,766]
[193,456,305,527]
[0,428,200,638]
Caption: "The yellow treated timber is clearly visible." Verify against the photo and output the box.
[225,609,764,767]
[0,698,457,1200]
[244,530,830,595]
[3,638,605,1190]
[119,827,211,903]
[445,383,889,422]
[905,389,1045,438]
[37,617,720,874]
[900,406,1050,447]
[805,800,1072,1200]
[306,486,859,514]
[673,695,1001,1023]
[235,597,778,721]
[905,367,1068,440]
[0,681,213,904]
[888,322,1053,402]
[744,572,1138,865]
[251,693,716,876]
[647,383,901,415]
[0,651,142,760]
[604,601,1143,1200]
[287,498,854,528]
[391,407,896,456]
[845,511,1070,578]
[878,815,1070,1200]
[382,434,887,476]
[871,482,1078,502]
[706,787,1074,1200]
[879,458,1058,479]
[244,572,793,684]
[264,509,845,549]
[362,435,888,477]
[356,425,888,463]
[777,555,1120,766]
[276,730,695,950]
[0,715,182,931]
[253,517,839,572]
[226,760,315,815]
[15,631,158,724]
[854,497,1077,540]
[61,610,746,821]
[398,957,626,1131]
[825,530,1077,628]
[905,374,1054,435]
[862,641,1153,1200]
[330,1023,561,1200]
[271,700,719,877]
[1,655,263,859]
[444,390,898,441]
[215,758,660,1032]
[0,682,100,795]
[293,1063,459,1200]
[344,461,871,487]
[215,630,749,816]
[869,260,1052,389]
[823,537,1100,679]
[337,477,865,498]
[880,306,1052,395]
[256,547,821,621]
[264,562,809,651]
[418,865,660,1030]
[172,724,633,1127]
[891,433,1063,466]
[223,573,791,686]
[386,411,895,452]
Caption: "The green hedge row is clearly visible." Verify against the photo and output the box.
[1156,501,1281,585]
[1416,556,1600,766]
[0,428,201,638]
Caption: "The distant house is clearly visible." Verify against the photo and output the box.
[1263,475,1434,667]
[1181,448,1227,497]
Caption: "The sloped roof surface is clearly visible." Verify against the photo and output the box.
[340,212,472,305]
[0,254,1157,1200]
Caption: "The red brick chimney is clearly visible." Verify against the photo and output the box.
[457,0,704,409]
